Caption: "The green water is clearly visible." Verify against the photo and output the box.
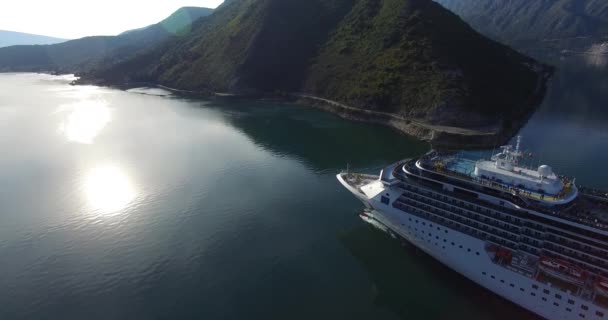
[0,55,605,320]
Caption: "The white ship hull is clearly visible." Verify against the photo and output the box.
[338,174,607,320]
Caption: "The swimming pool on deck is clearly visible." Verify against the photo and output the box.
[445,158,477,177]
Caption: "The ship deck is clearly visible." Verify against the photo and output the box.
[422,154,577,204]
[404,154,608,232]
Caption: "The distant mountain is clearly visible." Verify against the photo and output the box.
[0,7,213,72]
[88,0,549,139]
[0,30,67,48]
[434,0,608,57]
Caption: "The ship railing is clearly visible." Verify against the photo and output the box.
[542,241,608,267]
[419,159,574,203]
[401,187,522,233]
[407,160,608,231]
[396,197,520,244]
[394,201,519,250]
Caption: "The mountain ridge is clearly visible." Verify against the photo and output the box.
[0,30,67,48]
[0,7,214,73]
[81,0,551,147]
[434,0,608,58]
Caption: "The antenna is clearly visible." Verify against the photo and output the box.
[515,135,522,153]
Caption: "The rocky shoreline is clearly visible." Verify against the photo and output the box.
[74,72,551,149]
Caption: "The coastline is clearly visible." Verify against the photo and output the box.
[71,76,550,149]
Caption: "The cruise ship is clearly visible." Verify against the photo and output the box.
[338,137,608,319]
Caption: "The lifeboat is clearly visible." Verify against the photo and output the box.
[538,256,587,285]
[595,277,608,297]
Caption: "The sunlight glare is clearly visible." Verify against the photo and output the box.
[59,100,111,144]
[85,165,136,214]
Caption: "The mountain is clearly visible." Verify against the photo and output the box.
[0,30,67,48]
[0,7,214,73]
[434,0,608,57]
[86,0,550,145]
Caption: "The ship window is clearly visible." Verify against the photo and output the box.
[510,284,515,288]
[459,245,463,249]
[543,289,550,294]
[566,308,572,312]
[596,311,604,317]
[500,280,505,283]
[568,300,575,304]
[582,305,588,311]
[553,302,559,306]
[531,292,536,296]
[467,248,471,252]
[532,285,538,289]
[381,196,390,205]
[520,288,524,292]
[579,314,585,318]
[555,294,562,299]
[490,275,495,279]
[451,242,455,246]
[542,297,547,301]
[482,272,486,275]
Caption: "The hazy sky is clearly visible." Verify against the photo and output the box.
[0,0,224,39]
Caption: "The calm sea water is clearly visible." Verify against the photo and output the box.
[0,55,605,320]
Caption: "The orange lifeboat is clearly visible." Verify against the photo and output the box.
[539,256,587,285]
[595,277,608,297]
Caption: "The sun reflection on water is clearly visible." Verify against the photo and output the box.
[84,165,136,214]
[58,100,111,144]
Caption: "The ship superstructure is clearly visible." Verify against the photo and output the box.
[338,137,608,319]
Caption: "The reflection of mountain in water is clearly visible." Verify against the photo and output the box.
[538,55,608,123]
[340,226,539,320]
[203,100,430,172]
